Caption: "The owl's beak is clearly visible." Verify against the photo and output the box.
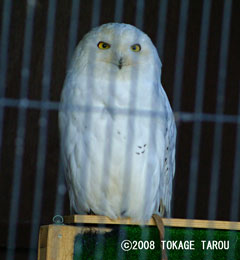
[118,57,123,70]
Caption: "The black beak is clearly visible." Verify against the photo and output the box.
[118,57,123,69]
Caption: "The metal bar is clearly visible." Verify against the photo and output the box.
[162,0,190,244]
[135,0,145,30]
[230,84,240,221]
[66,0,81,68]
[115,16,146,259]
[1,97,240,124]
[156,0,169,60]
[187,0,212,220]
[208,0,232,221]
[54,166,66,215]
[0,0,12,169]
[115,63,140,258]
[54,0,81,221]
[227,85,240,260]
[114,0,124,22]
[96,42,120,260]
[183,3,213,258]
[83,3,103,259]
[205,1,233,259]
[172,0,189,112]
[28,0,57,258]
[0,0,12,97]
[91,0,101,28]
[6,2,36,259]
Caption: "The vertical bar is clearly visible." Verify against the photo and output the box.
[116,2,146,259]
[204,1,232,260]
[208,0,232,221]
[66,0,81,68]
[6,1,36,259]
[91,0,101,28]
[183,2,212,258]
[54,0,81,217]
[156,0,169,60]
[172,0,190,112]
[0,0,12,168]
[135,0,145,30]
[114,0,124,22]
[227,85,240,260]
[78,2,102,259]
[168,0,189,245]
[118,35,142,260]
[187,0,212,220]
[93,30,123,260]
[155,3,171,238]
[54,165,66,215]
[230,85,240,222]
[28,0,57,259]
[0,0,12,96]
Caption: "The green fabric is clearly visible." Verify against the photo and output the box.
[73,225,240,260]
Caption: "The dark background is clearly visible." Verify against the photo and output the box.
[0,0,240,259]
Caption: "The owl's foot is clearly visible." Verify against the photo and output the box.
[152,214,168,260]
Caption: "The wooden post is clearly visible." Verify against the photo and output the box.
[38,224,112,260]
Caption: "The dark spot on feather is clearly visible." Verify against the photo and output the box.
[138,146,142,148]
[142,151,145,154]
[121,210,126,215]
[117,131,121,135]
[136,152,140,155]
[144,144,147,147]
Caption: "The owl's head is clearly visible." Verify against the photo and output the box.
[72,23,161,78]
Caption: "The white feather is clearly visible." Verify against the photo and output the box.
[59,23,176,223]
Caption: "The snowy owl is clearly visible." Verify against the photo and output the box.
[59,23,176,224]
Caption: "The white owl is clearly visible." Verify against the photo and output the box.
[59,23,176,224]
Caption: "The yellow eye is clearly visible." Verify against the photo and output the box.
[97,41,111,49]
[131,44,141,52]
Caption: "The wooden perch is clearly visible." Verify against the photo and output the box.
[64,215,240,231]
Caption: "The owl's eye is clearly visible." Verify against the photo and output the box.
[131,44,141,52]
[97,41,111,49]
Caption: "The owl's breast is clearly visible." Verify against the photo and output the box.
[60,71,167,220]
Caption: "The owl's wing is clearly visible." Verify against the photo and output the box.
[159,87,177,217]
[59,106,76,214]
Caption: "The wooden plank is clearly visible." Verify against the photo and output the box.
[38,224,113,260]
[64,215,240,231]
[163,218,240,230]
[38,225,49,260]
[37,225,77,260]
[64,215,156,226]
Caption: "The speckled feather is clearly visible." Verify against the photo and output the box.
[59,23,176,223]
